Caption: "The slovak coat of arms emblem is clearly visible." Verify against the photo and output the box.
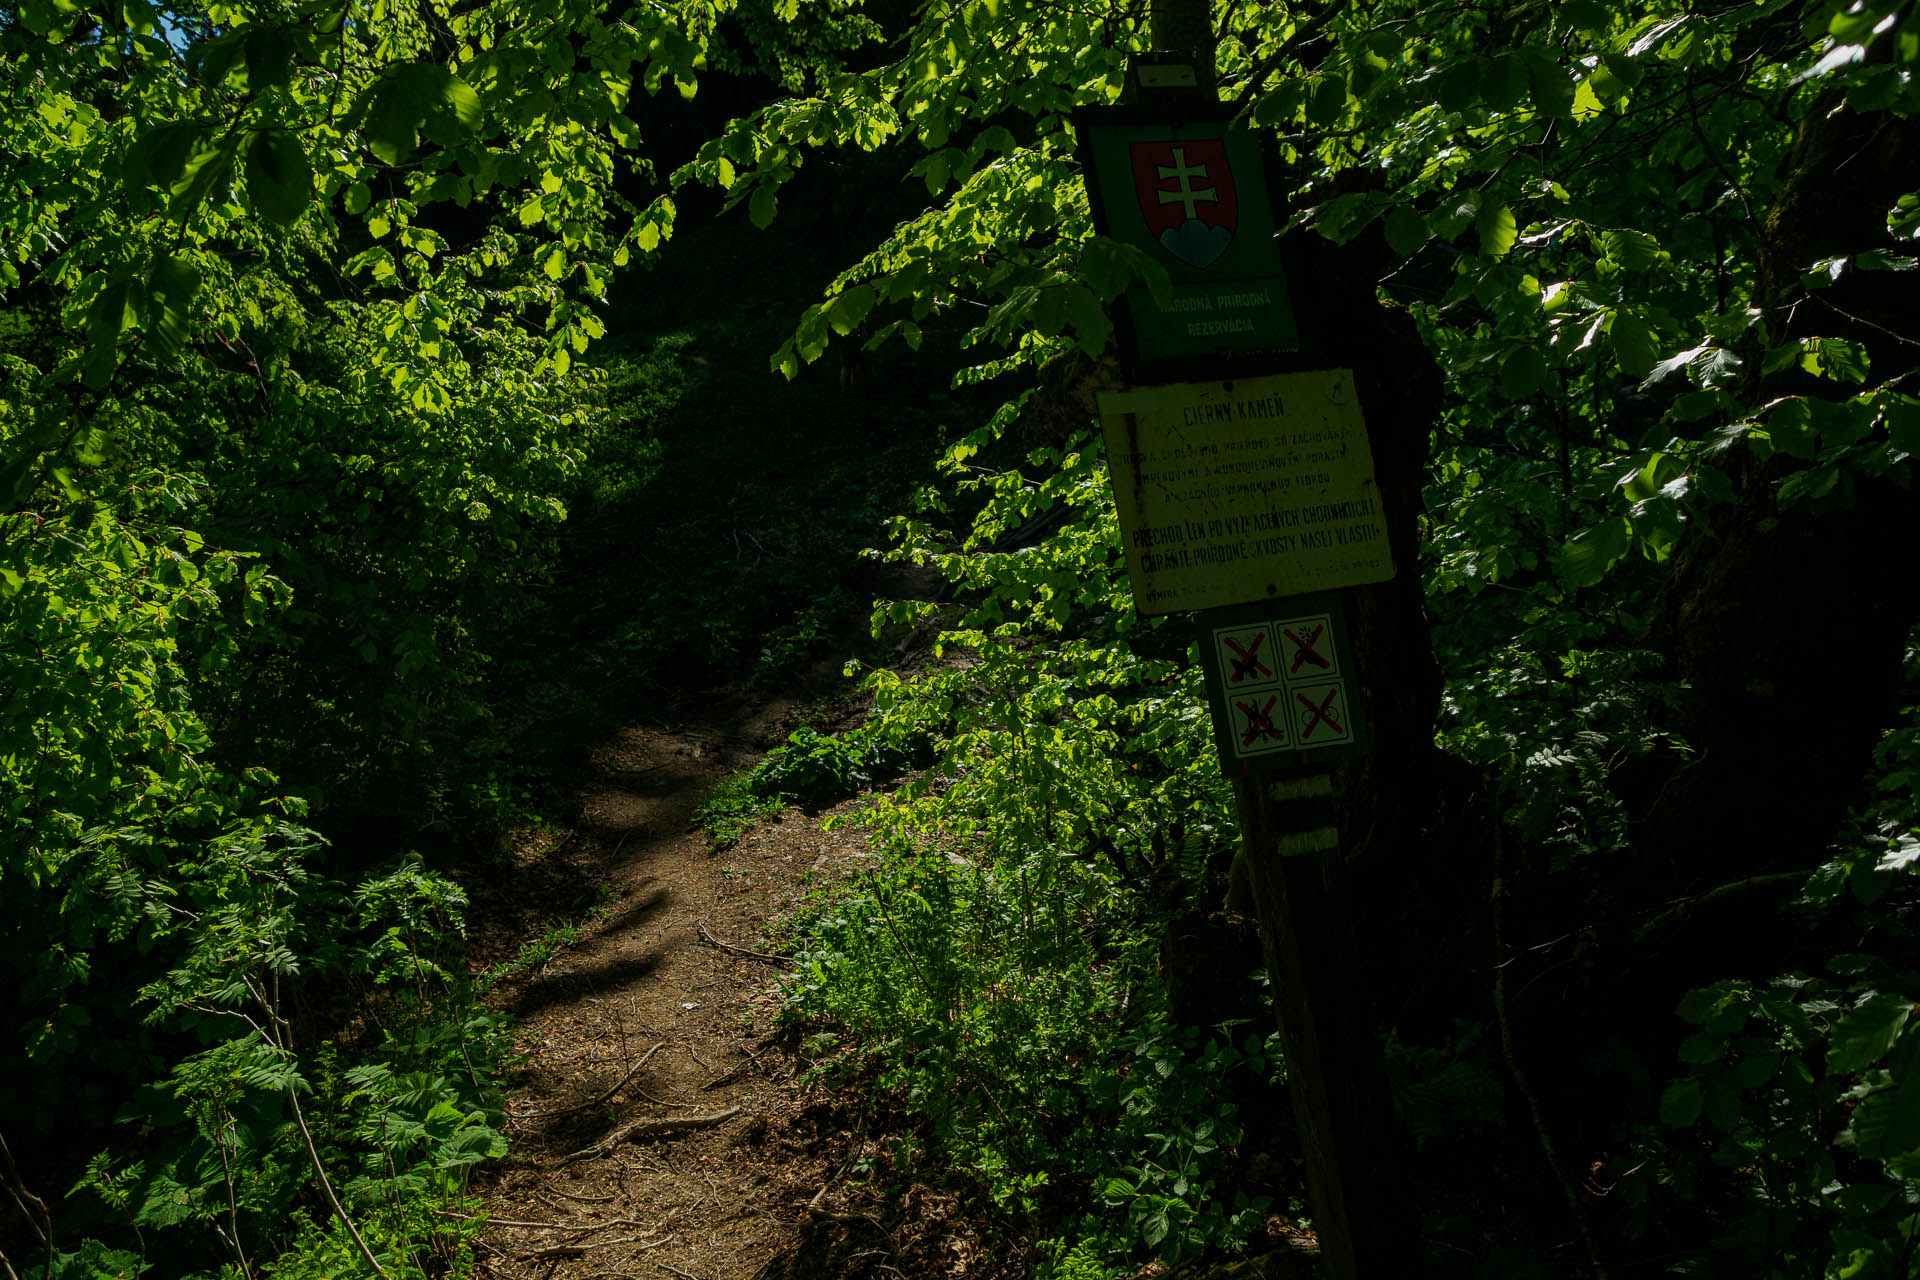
[1129,139,1238,269]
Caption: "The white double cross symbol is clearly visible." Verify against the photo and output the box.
[1155,147,1219,220]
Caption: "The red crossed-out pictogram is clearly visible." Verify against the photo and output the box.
[1295,686,1346,741]
[1223,631,1272,684]
[1283,621,1332,675]
[1235,696,1285,748]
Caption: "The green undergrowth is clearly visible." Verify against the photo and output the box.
[767,391,1283,1272]
[695,723,934,849]
[772,362,1920,1277]
[474,887,614,993]
[694,771,788,850]
[50,848,510,1280]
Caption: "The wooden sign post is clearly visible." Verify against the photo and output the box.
[1081,59,1424,1280]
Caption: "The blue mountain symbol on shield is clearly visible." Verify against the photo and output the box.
[1131,140,1238,269]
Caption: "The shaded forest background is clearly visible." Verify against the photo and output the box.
[3,0,1919,1277]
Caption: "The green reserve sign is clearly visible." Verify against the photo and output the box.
[1075,107,1298,362]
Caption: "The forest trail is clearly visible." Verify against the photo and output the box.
[463,686,887,1280]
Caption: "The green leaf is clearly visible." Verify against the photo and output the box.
[1621,451,1681,502]
[749,183,779,229]
[1678,986,1729,1024]
[1557,515,1631,588]
[442,75,483,132]
[1801,337,1870,384]
[1477,203,1517,259]
[244,25,294,90]
[83,272,137,388]
[1884,395,1920,453]
[123,122,199,195]
[1067,285,1111,356]
[1703,1080,1743,1132]
[772,342,800,380]
[1434,61,1480,113]
[1850,1082,1920,1161]
[365,64,483,165]
[1525,51,1575,117]
[1307,75,1348,126]
[1429,189,1482,240]
[245,131,312,226]
[195,28,246,86]
[1856,248,1918,272]
[827,285,875,336]
[1659,1079,1702,1126]
[1829,993,1914,1075]
[366,79,422,165]
[1481,54,1528,110]
[1609,308,1659,378]
[1768,398,1817,460]
[143,255,201,357]
[1809,396,1874,448]
[1385,205,1430,257]
[1602,229,1662,271]
[168,139,237,223]
[1572,76,1605,121]
[1499,345,1546,399]
[1677,1032,1727,1064]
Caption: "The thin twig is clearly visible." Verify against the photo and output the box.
[695,921,796,969]
[656,1261,706,1280]
[523,1244,588,1262]
[288,1083,389,1279]
[571,1219,669,1237]
[582,1233,674,1252]
[438,1212,567,1229]
[560,1108,743,1167]
[1492,826,1608,1279]
[1630,872,1807,947]
[513,1043,667,1119]
[699,1060,758,1092]
[0,1127,52,1262]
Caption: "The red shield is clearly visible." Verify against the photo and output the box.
[1130,139,1238,268]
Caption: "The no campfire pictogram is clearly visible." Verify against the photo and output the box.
[1217,624,1280,689]
[1129,139,1238,269]
[1232,695,1288,753]
[1278,615,1339,680]
[1290,683,1352,745]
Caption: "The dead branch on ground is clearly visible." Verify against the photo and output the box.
[560,1107,743,1166]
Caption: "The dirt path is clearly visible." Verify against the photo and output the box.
[464,691,885,1280]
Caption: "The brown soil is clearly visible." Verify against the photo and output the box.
[462,683,988,1280]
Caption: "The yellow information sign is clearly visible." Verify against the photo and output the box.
[1098,370,1393,615]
